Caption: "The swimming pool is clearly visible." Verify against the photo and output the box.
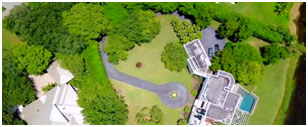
[239,89,256,114]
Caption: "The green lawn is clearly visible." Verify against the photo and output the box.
[219,2,292,28]
[209,20,221,30]
[244,37,296,124]
[2,28,21,52]
[273,57,298,124]
[247,58,290,125]
[115,15,195,91]
[83,42,109,85]
[246,37,270,51]
[111,79,183,125]
[111,15,193,125]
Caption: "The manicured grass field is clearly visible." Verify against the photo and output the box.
[219,2,292,28]
[247,59,290,125]
[244,38,297,124]
[2,28,21,52]
[111,79,183,125]
[273,57,298,124]
[115,15,195,91]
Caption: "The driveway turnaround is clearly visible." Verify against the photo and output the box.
[99,37,189,109]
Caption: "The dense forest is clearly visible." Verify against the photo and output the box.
[2,2,305,125]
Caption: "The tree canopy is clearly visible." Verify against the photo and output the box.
[218,17,253,42]
[2,53,35,125]
[136,105,163,125]
[170,16,202,44]
[210,43,264,85]
[62,3,108,40]
[13,43,52,75]
[261,43,288,65]
[4,3,85,55]
[161,42,188,72]
[104,8,160,64]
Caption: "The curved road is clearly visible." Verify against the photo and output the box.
[99,37,189,109]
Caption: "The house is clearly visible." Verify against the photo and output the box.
[183,39,212,77]
[18,61,85,125]
[184,39,258,125]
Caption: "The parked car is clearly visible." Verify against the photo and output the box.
[208,48,214,58]
[215,44,220,52]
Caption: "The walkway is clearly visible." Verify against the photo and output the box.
[99,37,189,109]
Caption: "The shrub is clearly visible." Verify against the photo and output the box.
[42,83,57,93]
[184,106,191,113]
[161,43,188,72]
[136,105,163,125]
[191,90,198,96]
[136,62,143,68]
[170,16,202,43]
[177,119,187,125]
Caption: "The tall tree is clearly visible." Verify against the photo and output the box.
[104,9,160,64]
[62,3,108,40]
[3,3,85,54]
[211,43,264,85]
[218,17,253,42]
[2,53,35,125]
[13,43,52,75]
[261,43,288,65]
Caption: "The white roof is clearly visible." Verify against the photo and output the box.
[20,84,85,125]
[47,61,74,85]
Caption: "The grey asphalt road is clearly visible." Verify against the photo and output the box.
[2,2,24,18]
[99,37,189,109]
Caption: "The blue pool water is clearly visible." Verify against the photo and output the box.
[239,91,255,113]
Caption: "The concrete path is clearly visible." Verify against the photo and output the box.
[2,2,24,18]
[99,37,189,109]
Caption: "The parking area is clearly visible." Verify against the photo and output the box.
[200,27,227,60]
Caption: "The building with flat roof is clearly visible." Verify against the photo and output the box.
[184,39,257,125]
[183,39,212,77]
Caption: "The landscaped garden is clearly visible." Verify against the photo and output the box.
[2,2,305,125]
[114,15,195,92]
[111,15,193,124]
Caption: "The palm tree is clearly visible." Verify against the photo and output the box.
[274,2,288,15]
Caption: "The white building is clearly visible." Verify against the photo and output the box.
[183,39,212,77]
[19,61,85,125]
[184,39,258,125]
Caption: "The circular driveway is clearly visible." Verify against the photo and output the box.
[100,37,189,109]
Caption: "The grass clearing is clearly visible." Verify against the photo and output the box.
[246,37,270,51]
[115,15,194,91]
[247,59,290,125]
[209,20,221,29]
[111,79,183,125]
[219,2,292,28]
[2,28,21,51]
[273,57,298,124]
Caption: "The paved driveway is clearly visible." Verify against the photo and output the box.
[200,27,227,60]
[99,37,189,109]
